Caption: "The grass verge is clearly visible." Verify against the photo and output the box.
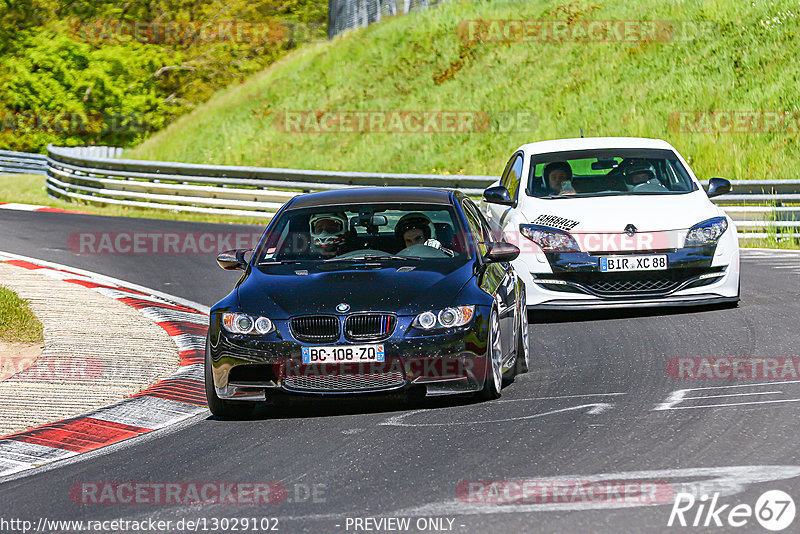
[0,285,43,343]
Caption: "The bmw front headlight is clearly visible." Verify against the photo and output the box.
[222,312,275,335]
[413,306,475,331]
[519,224,581,253]
[684,217,728,247]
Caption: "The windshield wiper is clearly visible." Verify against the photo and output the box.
[323,254,421,262]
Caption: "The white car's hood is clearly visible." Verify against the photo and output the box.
[518,191,722,252]
[521,191,719,234]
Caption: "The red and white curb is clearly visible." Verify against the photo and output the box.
[0,202,87,214]
[0,251,210,478]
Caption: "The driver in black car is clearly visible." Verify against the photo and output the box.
[395,213,455,256]
[395,212,432,248]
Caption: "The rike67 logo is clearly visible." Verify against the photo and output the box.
[668,490,796,531]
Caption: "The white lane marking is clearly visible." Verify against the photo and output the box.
[662,398,800,410]
[386,466,800,516]
[379,403,614,427]
[139,307,207,325]
[87,396,205,430]
[0,250,210,314]
[496,392,626,404]
[654,381,800,411]
[669,379,800,392]
[682,391,781,400]
[0,203,44,211]
[0,441,79,477]
[654,390,687,411]
[171,333,206,353]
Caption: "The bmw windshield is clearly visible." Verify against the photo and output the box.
[528,148,699,199]
[255,203,473,265]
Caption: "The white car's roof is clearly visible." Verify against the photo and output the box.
[516,137,677,155]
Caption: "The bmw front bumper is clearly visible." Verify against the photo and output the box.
[207,310,492,399]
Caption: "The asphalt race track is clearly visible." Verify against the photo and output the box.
[1,209,800,533]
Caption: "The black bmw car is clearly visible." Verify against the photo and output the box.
[205,187,528,418]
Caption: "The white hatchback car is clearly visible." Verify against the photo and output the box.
[480,137,740,310]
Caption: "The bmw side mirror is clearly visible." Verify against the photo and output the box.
[482,185,514,206]
[217,248,251,270]
[707,177,732,198]
[484,242,520,263]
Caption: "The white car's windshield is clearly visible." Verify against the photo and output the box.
[527,148,698,199]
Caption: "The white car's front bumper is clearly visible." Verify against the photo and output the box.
[516,234,740,310]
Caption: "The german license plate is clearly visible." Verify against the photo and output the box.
[301,344,385,364]
[599,255,668,272]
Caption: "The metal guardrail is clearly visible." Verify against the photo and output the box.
[328,0,448,38]
[44,144,493,218]
[17,145,799,240]
[0,150,48,175]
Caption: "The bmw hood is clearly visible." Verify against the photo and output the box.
[235,262,474,319]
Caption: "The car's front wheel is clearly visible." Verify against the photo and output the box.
[516,294,530,374]
[205,336,254,420]
[478,309,503,400]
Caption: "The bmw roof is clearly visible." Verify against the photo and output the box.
[285,187,458,209]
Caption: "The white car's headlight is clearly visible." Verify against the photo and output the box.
[222,312,275,335]
[685,217,728,247]
[413,306,475,330]
[519,224,581,252]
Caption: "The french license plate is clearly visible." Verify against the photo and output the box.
[301,344,385,364]
[599,255,668,272]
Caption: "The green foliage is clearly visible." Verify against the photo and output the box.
[0,0,328,151]
[129,0,800,183]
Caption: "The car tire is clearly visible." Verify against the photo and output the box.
[205,336,254,420]
[515,295,530,375]
[478,309,502,400]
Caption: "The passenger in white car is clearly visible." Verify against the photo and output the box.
[543,161,575,195]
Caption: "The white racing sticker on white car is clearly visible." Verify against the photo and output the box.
[531,214,580,232]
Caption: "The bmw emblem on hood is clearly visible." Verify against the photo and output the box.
[624,224,637,237]
[336,303,350,313]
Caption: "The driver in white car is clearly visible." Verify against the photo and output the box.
[625,162,668,193]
